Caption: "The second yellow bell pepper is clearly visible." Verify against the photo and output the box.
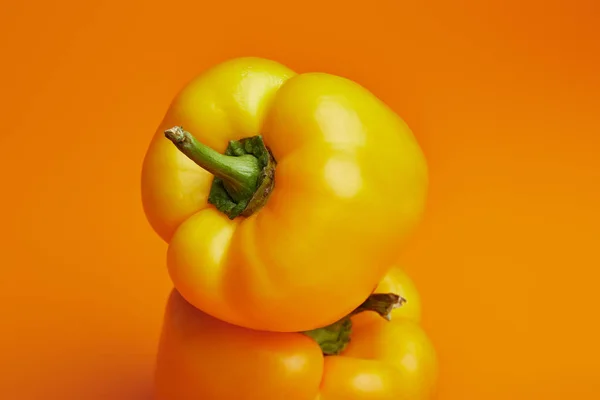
[141,57,428,332]
[154,267,438,400]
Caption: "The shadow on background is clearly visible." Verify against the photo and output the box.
[67,364,155,400]
[1,356,156,400]
[87,372,154,400]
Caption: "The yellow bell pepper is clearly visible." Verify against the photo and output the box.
[154,267,438,400]
[141,57,428,332]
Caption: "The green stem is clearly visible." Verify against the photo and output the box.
[164,126,276,219]
[348,293,406,320]
[302,293,406,356]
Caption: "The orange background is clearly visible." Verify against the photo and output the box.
[1,0,599,399]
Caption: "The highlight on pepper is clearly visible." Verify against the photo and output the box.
[141,56,429,333]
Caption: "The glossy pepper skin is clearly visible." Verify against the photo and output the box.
[141,57,428,332]
[154,267,438,400]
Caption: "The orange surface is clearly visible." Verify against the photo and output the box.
[0,1,598,399]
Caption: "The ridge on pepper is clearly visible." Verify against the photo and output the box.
[141,57,428,332]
